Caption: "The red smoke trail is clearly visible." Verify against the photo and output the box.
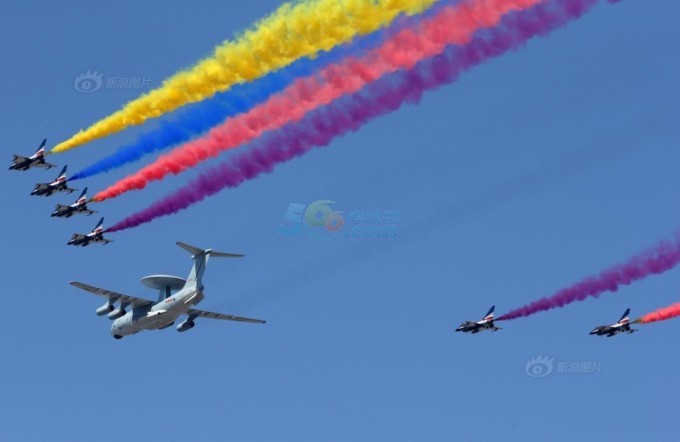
[635,302,680,324]
[499,236,680,320]
[93,0,540,202]
[106,0,617,233]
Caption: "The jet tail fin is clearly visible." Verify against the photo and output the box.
[34,138,47,155]
[482,305,495,321]
[92,217,104,234]
[76,187,87,202]
[618,308,631,324]
[56,165,67,179]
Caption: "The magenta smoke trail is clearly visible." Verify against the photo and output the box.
[498,236,680,320]
[107,0,618,233]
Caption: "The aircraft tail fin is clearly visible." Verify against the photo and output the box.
[482,305,495,321]
[177,242,244,290]
[56,165,67,180]
[35,138,47,154]
[92,217,104,234]
[76,187,87,203]
[619,308,631,324]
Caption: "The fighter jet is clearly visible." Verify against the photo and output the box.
[9,139,56,171]
[590,308,637,337]
[51,188,96,218]
[70,241,266,339]
[30,166,76,197]
[67,217,112,247]
[455,306,501,334]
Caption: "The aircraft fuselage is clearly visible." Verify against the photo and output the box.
[590,324,635,337]
[111,288,204,338]
[456,320,500,333]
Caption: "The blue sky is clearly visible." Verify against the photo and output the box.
[1,1,679,440]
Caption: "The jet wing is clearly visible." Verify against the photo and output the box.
[34,161,56,170]
[70,233,87,241]
[52,204,71,217]
[187,308,266,324]
[70,281,153,308]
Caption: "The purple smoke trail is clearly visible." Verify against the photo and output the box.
[498,236,680,320]
[107,0,618,233]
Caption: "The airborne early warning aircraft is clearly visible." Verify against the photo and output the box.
[70,242,266,339]
[30,165,76,197]
[9,139,56,171]
[67,217,112,247]
[590,308,637,337]
[455,306,502,334]
[51,187,96,218]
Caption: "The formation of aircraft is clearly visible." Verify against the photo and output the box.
[10,141,101,243]
[51,188,96,218]
[9,139,55,171]
[590,308,637,337]
[31,165,76,197]
[70,242,266,339]
[67,217,112,247]
[10,141,266,339]
[455,306,501,334]
[455,306,642,337]
[5,140,659,340]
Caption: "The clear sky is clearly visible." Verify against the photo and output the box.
[1,1,679,440]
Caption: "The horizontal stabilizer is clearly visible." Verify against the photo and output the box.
[176,241,243,258]
[210,251,245,258]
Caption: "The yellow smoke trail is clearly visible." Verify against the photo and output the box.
[52,0,439,153]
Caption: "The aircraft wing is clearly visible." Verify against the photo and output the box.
[187,308,266,324]
[53,204,71,216]
[34,161,56,169]
[69,281,153,308]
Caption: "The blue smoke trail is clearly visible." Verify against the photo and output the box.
[71,1,454,181]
